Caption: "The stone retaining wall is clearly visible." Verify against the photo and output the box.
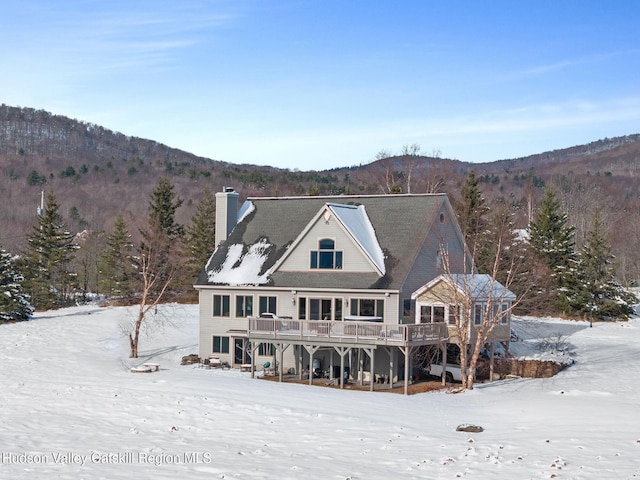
[494,359,569,378]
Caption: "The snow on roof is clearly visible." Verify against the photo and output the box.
[327,203,385,274]
[237,200,255,224]
[451,274,517,300]
[207,238,271,286]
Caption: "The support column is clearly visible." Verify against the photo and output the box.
[303,345,320,386]
[489,341,495,382]
[441,342,447,386]
[399,346,413,395]
[297,346,303,381]
[333,346,351,389]
[329,350,335,381]
[384,347,394,390]
[274,343,290,383]
[250,341,259,379]
[355,347,376,392]
[370,348,375,392]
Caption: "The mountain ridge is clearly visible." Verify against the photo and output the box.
[2,104,640,284]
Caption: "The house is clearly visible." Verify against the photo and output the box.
[412,273,516,379]
[194,188,510,393]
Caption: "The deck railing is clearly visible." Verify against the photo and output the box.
[248,318,448,345]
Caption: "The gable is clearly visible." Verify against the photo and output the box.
[412,277,461,304]
[272,203,384,276]
[411,274,516,303]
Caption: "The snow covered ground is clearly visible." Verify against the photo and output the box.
[1,303,639,479]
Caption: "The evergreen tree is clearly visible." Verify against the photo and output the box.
[572,208,637,319]
[74,230,106,298]
[127,180,184,357]
[23,192,78,309]
[100,215,135,298]
[146,177,184,240]
[0,248,34,322]
[139,178,184,293]
[455,170,491,271]
[528,186,577,313]
[186,188,216,281]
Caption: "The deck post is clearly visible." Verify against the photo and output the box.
[489,341,495,381]
[297,345,303,380]
[399,346,412,395]
[308,346,313,386]
[276,343,290,382]
[404,348,409,395]
[333,346,350,389]
[370,348,375,392]
[304,345,320,386]
[251,341,259,379]
[329,350,334,381]
[388,347,394,390]
[441,342,447,386]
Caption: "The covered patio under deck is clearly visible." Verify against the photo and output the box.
[245,318,450,395]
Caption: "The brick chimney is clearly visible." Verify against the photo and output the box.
[215,186,239,246]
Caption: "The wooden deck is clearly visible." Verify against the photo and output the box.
[247,317,448,347]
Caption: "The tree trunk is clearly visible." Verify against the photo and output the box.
[129,308,144,358]
[129,333,138,358]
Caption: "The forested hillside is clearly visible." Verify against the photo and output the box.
[2,105,640,285]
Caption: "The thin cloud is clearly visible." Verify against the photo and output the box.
[506,49,640,80]
[3,2,237,77]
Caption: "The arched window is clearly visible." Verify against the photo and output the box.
[310,238,343,269]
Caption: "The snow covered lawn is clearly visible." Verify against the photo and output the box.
[1,304,639,479]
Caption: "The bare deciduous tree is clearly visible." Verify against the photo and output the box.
[127,178,182,358]
[401,144,420,194]
[127,243,175,358]
[436,213,528,389]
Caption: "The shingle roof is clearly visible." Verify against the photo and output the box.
[196,193,452,291]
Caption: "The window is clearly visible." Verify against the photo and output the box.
[420,305,432,323]
[474,304,484,325]
[350,298,384,318]
[308,298,332,320]
[403,299,412,318]
[335,298,343,321]
[309,299,321,320]
[310,239,343,269]
[236,295,253,317]
[420,305,450,323]
[298,297,306,320]
[259,296,277,315]
[448,305,459,325]
[300,297,342,321]
[213,295,230,317]
[258,343,275,356]
[500,303,510,324]
[213,336,229,353]
[474,302,508,325]
[433,306,445,323]
[420,305,460,325]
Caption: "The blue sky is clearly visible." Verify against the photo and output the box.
[2,1,639,171]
